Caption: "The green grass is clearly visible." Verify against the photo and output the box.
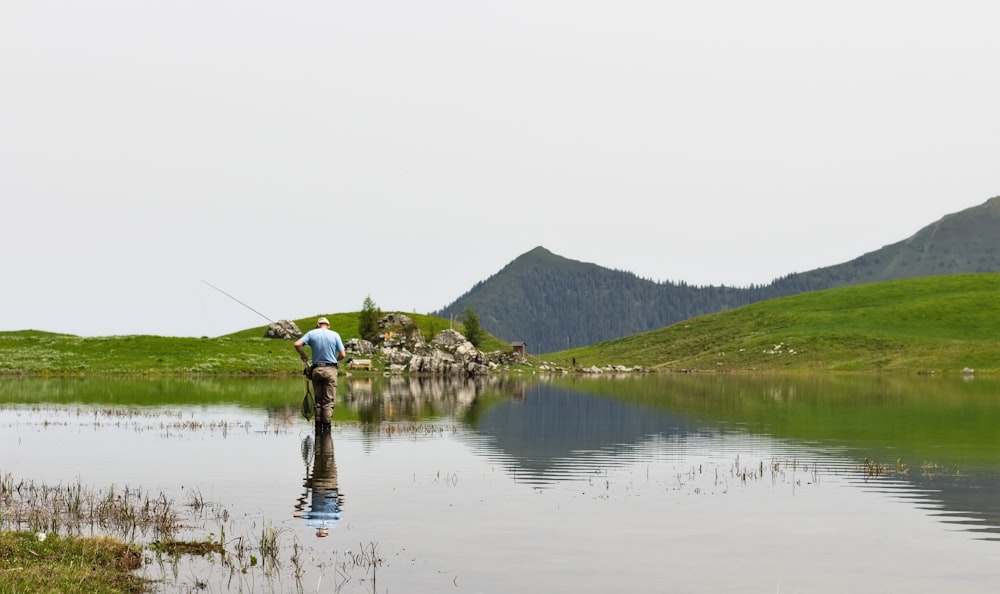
[0,531,146,593]
[5,275,1000,375]
[549,274,1000,374]
[0,312,511,375]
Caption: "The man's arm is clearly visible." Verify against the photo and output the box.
[336,335,346,361]
[294,339,309,363]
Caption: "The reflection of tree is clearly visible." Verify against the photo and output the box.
[294,433,343,538]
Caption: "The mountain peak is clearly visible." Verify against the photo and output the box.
[437,196,1000,352]
[517,246,556,260]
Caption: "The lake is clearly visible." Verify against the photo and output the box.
[2,373,999,593]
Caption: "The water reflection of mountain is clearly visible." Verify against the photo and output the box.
[877,469,1000,541]
[463,381,1000,539]
[464,383,702,483]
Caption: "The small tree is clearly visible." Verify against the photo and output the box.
[461,307,484,348]
[358,295,381,342]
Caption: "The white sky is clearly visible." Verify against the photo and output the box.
[2,1,999,337]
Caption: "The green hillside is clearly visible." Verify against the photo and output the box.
[3,276,998,375]
[0,312,509,375]
[550,273,1000,374]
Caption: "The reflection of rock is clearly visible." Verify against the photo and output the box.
[343,379,373,403]
[343,375,527,421]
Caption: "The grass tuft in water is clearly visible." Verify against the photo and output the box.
[0,531,147,593]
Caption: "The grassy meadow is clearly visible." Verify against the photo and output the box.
[2,274,1000,374]
[0,312,509,375]
[552,273,1000,374]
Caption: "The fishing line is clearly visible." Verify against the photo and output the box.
[201,280,274,323]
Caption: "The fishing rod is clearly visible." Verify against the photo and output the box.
[201,280,273,323]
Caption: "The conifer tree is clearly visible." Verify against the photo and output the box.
[461,307,484,347]
[358,295,381,342]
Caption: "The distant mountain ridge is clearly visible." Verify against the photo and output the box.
[434,196,1000,352]
[768,196,1000,294]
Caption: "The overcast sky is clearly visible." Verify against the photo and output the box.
[2,1,998,337]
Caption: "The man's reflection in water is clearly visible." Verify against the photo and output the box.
[294,432,344,538]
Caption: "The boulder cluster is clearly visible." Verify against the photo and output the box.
[348,315,527,376]
[268,315,642,376]
[271,314,525,377]
[265,319,302,340]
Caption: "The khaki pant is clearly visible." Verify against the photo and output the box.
[311,365,338,423]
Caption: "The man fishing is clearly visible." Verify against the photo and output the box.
[294,317,346,433]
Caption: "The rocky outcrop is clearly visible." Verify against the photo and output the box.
[377,313,427,350]
[270,314,633,375]
[430,329,466,347]
[408,350,456,374]
[265,320,301,340]
[344,315,490,377]
[337,314,635,377]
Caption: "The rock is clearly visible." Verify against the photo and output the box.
[265,320,301,340]
[346,338,375,355]
[453,341,480,362]
[465,361,489,375]
[431,329,467,347]
[376,314,427,350]
[482,350,527,366]
[386,348,414,366]
[378,313,413,331]
[409,350,457,374]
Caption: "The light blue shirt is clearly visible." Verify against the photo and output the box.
[300,328,345,364]
[304,491,343,531]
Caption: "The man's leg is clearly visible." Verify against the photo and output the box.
[312,366,338,430]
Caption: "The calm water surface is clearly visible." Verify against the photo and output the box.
[2,374,999,593]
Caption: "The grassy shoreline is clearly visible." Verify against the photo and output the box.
[0,531,147,593]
